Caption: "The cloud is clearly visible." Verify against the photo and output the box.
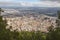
[0,0,60,7]
[0,0,14,2]
[19,1,60,7]
[33,1,60,7]
[0,2,21,7]
[40,0,60,2]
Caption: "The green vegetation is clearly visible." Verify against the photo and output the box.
[0,8,60,40]
[0,8,12,40]
[46,11,60,40]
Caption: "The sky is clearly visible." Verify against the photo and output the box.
[0,0,60,7]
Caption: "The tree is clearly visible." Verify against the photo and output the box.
[46,11,60,40]
[0,8,4,16]
[0,8,14,40]
[57,11,60,19]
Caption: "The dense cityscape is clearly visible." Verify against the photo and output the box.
[1,9,56,32]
